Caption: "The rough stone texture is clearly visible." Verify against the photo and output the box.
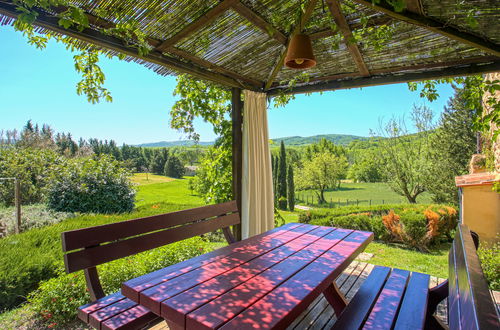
[483,72,500,173]
[469,153,487,174]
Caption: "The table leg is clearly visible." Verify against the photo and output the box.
[323,282,347,316]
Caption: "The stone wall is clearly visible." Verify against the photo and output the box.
[483,72,500,173]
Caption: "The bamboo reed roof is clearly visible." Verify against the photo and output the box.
[0,0,499,94]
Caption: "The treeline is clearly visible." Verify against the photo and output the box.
[0,120,203,177]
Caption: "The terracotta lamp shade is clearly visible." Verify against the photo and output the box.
[285,33,316,69]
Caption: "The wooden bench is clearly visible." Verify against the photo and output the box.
[61,201,240,330]
[332,224,500,330]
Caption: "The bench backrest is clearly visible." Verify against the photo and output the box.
[448,224,499,329]
[61,201,239,300]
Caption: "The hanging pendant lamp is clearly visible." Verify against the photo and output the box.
[285,33,316,69]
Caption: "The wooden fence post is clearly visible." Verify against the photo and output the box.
[14,179,21,234]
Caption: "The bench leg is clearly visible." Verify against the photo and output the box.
[323,283,347,316]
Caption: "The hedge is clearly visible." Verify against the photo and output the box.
[300,204,457,250]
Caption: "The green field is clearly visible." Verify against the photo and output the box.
[296,182,432,206]
[135,176,203,207]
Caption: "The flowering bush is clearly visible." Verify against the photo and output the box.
[28,237,209,326]
[47,155,135,213]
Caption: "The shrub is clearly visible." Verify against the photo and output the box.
[0,204,73,236]
[478,241,500,291]
[28,237,209,326]
[278,196,288,210]
[0,148,63,206]
[47,155,135,214]
[399,211,428,248]
[311,214,386,240]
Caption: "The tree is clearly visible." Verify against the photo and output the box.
[297,152,348,204]
[287,165,295,211]
[425,87,477,204]
[278,141,287,201]
[164,155,185,178]
[149,148,168,175]
[348,150,384,183]
[375,105,434,203]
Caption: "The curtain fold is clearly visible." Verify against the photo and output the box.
[241,90,274,239]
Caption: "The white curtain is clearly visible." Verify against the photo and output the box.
[241,90,274,239]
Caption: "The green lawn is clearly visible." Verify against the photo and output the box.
[134,175,204,207]
[296,182,432,206]
[131,172,175,185]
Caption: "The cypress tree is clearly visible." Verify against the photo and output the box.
[287,164,295,211]
[277,141,287,209]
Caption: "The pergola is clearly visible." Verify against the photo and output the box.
[1,0,499,238]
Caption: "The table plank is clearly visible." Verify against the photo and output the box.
[161,226,337,328]
[220,230,373,330]
[122,223,303,300]
[185,228,355,330]
[137,224,319,314]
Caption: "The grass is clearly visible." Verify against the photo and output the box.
[296,182,432,206]
[135,176,204,207]
[130,172,175,185]
[363,242,450,279]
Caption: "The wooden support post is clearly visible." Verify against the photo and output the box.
[231,88,243,241]
[14,179,21,234]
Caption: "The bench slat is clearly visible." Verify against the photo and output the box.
[138,224,320,314]
[331,266,391,330]
[64,213,240,273]
[393,272,430,330]
[101,305,159,330]
[363,268,410,329]
[217,231,373,330]
[89,298,138,329]
[62,201,238,252]
[78,292,126,323]
[121,223,302,300]
[185,228,355,330]
[161,226,336,328]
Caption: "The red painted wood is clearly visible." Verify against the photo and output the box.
[78,292,125,323]
[62,201,238,252]
[219,230,373,330]
[331,266,391,330]
[393,272,430,330]
[363,268,410,329]
[122,223,301,300]
[161,226,337,328]
[137,224,319,314]
[101,305,159,330]
[323,282,347,315]
[185,228,355,330]
[88,298,138,329]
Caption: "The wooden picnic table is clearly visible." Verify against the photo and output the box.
[121,223,373,330]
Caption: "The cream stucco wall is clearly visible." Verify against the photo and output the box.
[461,184,500,245]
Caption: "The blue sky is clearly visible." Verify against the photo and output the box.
[0,26,454,145]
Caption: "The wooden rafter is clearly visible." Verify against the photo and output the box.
[265,0,319,90]
[267,61,500,95]
[0,1,262,91]
[232,2,287,45]
[351,0,500,57]
[155,0,238,52]
[326,0,369,76]
[405,0,425,15]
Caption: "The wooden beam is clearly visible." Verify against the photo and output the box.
[309,15,392,40]
[326,0,369,76]
[156,0,238,52]
[0,1,261,91]
[232,2,287,45]
[405,0,424,15]
[265,0,319,89]
[351,0,500,57]
[266,61,500,95]
[231,88,243,242]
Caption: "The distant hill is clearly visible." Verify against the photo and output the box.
[136,140,213,147]
[138,134,371,148]
[270,134,370,146]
